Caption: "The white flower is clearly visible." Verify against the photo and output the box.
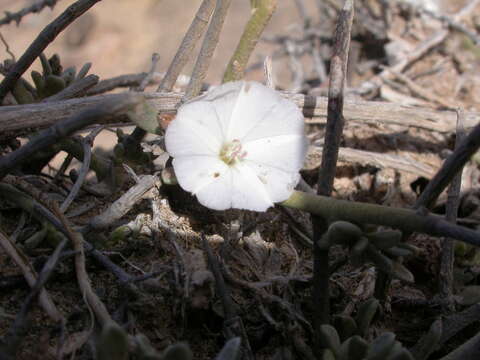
[165,81,308,211]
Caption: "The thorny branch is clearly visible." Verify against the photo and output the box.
[0,0,62,27]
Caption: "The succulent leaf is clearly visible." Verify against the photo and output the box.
[366,332,396,360]
[327,221,363,246]
[319,324,341,358]
[96,322,129,360]
[355,298,379,337]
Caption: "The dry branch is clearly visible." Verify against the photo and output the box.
[88,175,158,230]
[306,146,435,178]
[311,0,354,349]
[184,0,232,101]
[2,91,478,137]
[357,0,480,96]
[0,0,103,102]
[43,74,99,102]
[0,0,61,26]
[55,206,112,326]
[0,230,63,322]
[0,93,143,180]
[415,121,480,210]
[158,0,215,92]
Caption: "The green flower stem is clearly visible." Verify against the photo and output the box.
[282,191,480,247]
[222,0,277,83]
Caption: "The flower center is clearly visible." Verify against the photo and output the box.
[219,139,247,166]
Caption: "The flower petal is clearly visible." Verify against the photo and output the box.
[241,96,305,143]
[172,155,226,192]
[195,171,234,211]
[192,81,244,140]
[165,101,223,157]
[244,161,300,203]
[230,162,274,211]
[227,81,283,141]
[243,134,308,173]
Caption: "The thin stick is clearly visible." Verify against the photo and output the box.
[184,0,232,101]
[53,204,112,326]
[43,74,99,102]
[439,109,466,310]
[0,230,64,322]
[0,180,141,295]
[384,67,457,109]
[88,175,157,229]
[158,0,215,92]
[414,121,480,210]
[0,237,67,359]
[0,0,62,26]
[0,32,15,60]
[60,127,103,212]
[222,0,277,83]
[312,2,354,350]
[0,0,102,102]
[137,53,161,92]
[357,0,480,96]
[420,5,480,46]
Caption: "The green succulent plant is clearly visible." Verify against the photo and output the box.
[319,322,414,360]
[95,322,241,360]
[5,53,93,104]
[321,221,418,283]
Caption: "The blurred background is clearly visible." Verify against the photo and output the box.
[0,0,325,90]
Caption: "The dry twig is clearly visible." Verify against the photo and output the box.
[0,231,63,322]
[3,91,480,136]
[0,0,61,27]
[312,2,353,349]
[43,74,99,102]
[184,0,232,101]
[53,204,112,326]
[414,121,480,210]
[0,93,143,180]
[158,0,215,92]
[0,237,67,360]
[439,110,466,310]
[0,0,102,102]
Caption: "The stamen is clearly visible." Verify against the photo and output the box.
[219,139,246,165]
